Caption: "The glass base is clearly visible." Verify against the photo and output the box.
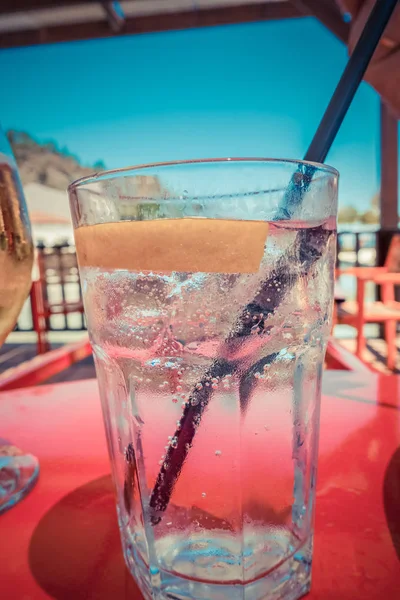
[123,529,312,600]
[0,442,40,515]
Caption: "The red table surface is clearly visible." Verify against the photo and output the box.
[0,371,399,600]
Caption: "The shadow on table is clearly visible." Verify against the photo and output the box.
[28,474,142,600]
[28,474,291,600]
[28,450,400,600]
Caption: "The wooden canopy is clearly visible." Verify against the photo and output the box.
[0,1,348,49]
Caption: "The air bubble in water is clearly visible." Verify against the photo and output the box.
[215,450,222,457]
[202,492,206,498]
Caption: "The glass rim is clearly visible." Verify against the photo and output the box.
[68,157,339,193]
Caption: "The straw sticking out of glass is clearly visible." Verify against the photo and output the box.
[148,0,398,523]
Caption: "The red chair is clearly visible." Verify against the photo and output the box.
[30,245,85,354]
[337,235,400,370]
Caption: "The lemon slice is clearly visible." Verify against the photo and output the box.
[75,218,269,274]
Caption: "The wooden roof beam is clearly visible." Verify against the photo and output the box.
[0,0,95,15]
[0,2,304,49]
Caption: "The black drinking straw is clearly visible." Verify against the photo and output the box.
[148,0,398,524]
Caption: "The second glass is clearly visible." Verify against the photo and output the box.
[69,158,338,600]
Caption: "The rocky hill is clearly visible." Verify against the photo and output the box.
[7,130,105,190]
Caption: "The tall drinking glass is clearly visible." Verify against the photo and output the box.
[69,159,338,600]
[0,126,39,513]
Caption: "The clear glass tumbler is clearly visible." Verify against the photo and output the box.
[69,159,338,600]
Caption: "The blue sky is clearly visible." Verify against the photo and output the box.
[0,16,393,211]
